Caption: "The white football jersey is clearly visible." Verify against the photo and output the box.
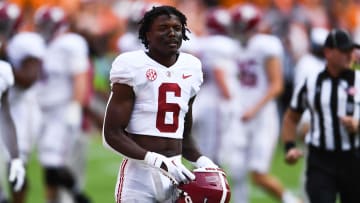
[236,33,284,109]
[198,35,240,100]
[37,33,89,107]
[0,60,14,100]
[5,33,45,162]
[110,50,203,139]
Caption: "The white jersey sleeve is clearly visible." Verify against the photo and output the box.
[249,34,284,59]
[6,32,46,68]
[109,50,203,139]
[110,53,136,87]
[0,60,14,96]
[56,33,89,74]
[199,35,238,70]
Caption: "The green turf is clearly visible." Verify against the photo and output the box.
[249,143,305,203]
[23,134,305,203]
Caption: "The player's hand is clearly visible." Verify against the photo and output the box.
[241,108,257,122]
[193,156,218,169]
[66,101,82,127]
[285,148,303,165]
[9,158,25,192]
[144,152,195,184]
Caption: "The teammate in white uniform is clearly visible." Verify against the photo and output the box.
[0,60,25,203]
[6,31,45,203]
[116,1,156,53]
[227,4,301,203]
[0,3,37,203]
[34,6,90,203]
[103,6,219,202]
[192,7,239,163]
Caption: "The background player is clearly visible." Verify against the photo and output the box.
[34,5,91,203]
[0,2,40,203]
[224,3,301,203]
[192,6,239,164]
[0,60,25,203]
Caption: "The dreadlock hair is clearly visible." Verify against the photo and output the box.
[138,5,189,49]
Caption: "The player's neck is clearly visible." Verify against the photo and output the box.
[146,51,179,67]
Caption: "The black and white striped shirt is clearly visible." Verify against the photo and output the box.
[291,68,360,152]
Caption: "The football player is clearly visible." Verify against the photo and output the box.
[103,5,221,202]
[116,1,157,53]
[226,3,302,203]
[0,2,41,203]
[0,60,25,203]
[34,6,91,203]
[192,6,239,164]
[6,31,45,203]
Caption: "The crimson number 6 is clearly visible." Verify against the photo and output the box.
[156,83,181,132]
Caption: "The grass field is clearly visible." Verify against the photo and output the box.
[22,134,305,203]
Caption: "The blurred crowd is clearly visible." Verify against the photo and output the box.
[5,0,360,115]
[1,0,360,203]
[7,0,358,118]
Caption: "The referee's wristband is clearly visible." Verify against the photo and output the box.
[284,141,296,153]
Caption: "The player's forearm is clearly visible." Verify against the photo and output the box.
[72,72,88,106]
[182,135,201,162]
[253,83,283,114]
[214,68,231,99]
[259,56,283,108]
[182,97,201,162]
[0,120,19,158]
[103,128,147,160]
[281,109,300,143]
[0,94,19,158]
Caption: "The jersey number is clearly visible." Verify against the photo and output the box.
[238,60,257,87]
[156,83,181,132]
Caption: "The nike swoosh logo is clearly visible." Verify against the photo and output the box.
[182,74,192,79]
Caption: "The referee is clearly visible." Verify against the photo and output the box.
[281,28,360,203]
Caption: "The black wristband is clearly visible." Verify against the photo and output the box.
[284,141,296,153]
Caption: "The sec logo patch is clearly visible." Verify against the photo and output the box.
[146,68,157,81]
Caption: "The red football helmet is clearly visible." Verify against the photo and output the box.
[0,2,21,39]
[230,3,261,32]
[34,6,67,42]
[176,168,231,203]
[205,7,231,35]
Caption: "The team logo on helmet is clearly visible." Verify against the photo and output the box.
[146,68,157,81]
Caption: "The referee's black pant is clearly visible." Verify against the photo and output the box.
[305,146,360,203]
